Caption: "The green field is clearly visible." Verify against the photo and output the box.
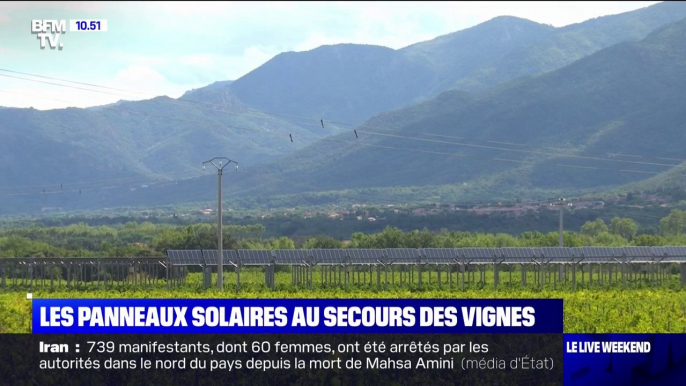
[2,271,686,334]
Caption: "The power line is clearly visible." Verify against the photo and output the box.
[3,68,685,164]
[0,68,328,126]
[0,73,322,133]
[0,88,667,201]
[0,78,681,225]
[0,165,205,191]
[356,130,679,168]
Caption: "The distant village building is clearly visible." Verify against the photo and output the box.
[41,207,63,212]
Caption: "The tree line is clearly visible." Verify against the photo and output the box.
[1,210,686,258]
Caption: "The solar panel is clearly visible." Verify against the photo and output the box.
[347,249,384,264]
[274,250,310,265]
[200,250,240,265]
[461,248,483,259]
[662,246,686,258]
[497,248,535,263]
[386,248,420,261]
[569,247,585,258]
[167,250,205,265]
[500,248,534,258]
[416,248,450,263]
[312,249,347,265]
[422,248,457,258]
[223,250,238,265]
[529,248,544,258]
[539,247,568,258]
[622,247,651,258]
[576,247,603,257]
[164,246,686,266]
[651,247,668,257]
[202,250,218,263]
[665,246,686,262]
[458,248,498,263]
[236,250,273,265]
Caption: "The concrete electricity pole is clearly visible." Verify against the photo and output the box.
[551,197,572,247]
[551,197,572,283]
[203,157,238,291]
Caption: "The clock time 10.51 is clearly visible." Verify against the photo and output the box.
[69,20,108,32]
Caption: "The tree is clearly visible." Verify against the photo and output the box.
[659,209,686,236]
[632,234,665,246]
[580,219,608,237]
[609,217,638,240]
[303,236,344,249]
[266,236,296,250]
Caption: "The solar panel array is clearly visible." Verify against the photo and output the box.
[166,247,686,266]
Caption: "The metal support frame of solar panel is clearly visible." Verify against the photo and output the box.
[347,249,384,265]
[167,250,205,266]
[236,250,273,266]
[273,249,310,266]
[311,249,347,265]
[421,248,458,264]
[388,248,422,265]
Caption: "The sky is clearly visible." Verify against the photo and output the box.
[0,1,660,110]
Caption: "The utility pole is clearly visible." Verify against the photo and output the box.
[558,197,565,247]
[552,197,572,283]
[203,157,238,291]
[551,197,572,247]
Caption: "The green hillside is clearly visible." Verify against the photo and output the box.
[3,4,686,215]
[0,92,334,192]
[221,17,686,204]
[228,2,686,124]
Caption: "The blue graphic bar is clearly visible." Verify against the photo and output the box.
[564,334,686,385]
[33,298,562,334]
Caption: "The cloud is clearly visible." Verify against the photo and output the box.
[0,65,193,110]
[108,65,188,98]
[0,1,663,110]
[172,48,274,82]
[180,54,214,67]
[134,1,237,15]
[0,1,105,12]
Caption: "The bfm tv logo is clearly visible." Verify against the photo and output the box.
[31,20,66,50]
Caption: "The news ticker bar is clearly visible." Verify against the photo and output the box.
[21,298,686,385]
[33,298,563,334]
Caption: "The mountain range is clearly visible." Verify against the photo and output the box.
[230,1,686,123]
[227,16,686,205]
[2,2,686,215]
